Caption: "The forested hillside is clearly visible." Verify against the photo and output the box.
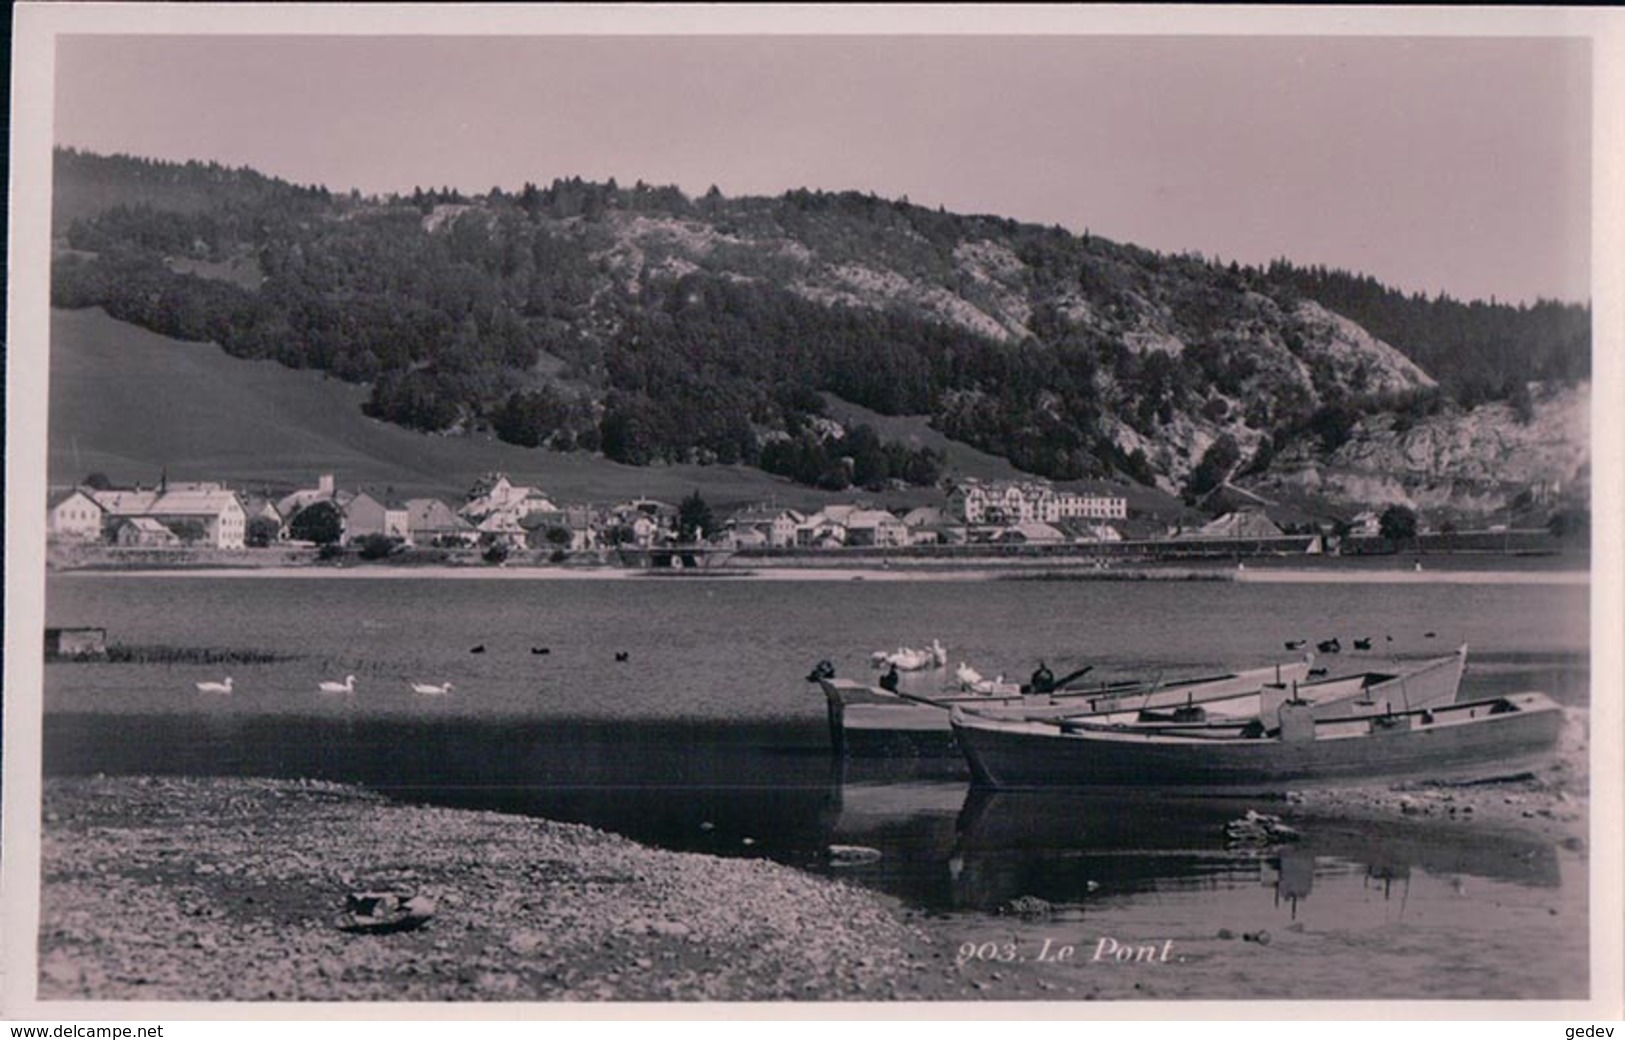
[50,148,1590,510]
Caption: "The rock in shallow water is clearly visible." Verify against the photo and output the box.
[337,891,437,934]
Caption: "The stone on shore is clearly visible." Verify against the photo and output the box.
[38,776,944,1002]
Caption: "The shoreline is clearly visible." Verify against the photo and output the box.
[35,724,1591,1005]
[47,561,1591,585]
[38,775,957,1003]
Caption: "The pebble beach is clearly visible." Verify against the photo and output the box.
[37,776,954,1003]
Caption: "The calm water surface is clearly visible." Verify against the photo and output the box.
[42,571,1592,999]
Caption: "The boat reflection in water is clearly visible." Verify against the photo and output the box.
[819,777,1563,930]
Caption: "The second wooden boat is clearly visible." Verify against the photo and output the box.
[951,689,1563,793]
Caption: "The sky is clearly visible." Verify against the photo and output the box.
[51,30,1594,305]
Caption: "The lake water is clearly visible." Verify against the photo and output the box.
[41,570,1592,1000]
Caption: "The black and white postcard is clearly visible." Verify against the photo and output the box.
[4,4,1621,1025]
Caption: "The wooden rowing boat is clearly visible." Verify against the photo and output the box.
[818,656,1317,756]
[819,645,1470,757]
[951,689,1563,792]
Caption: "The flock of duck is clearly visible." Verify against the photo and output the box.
[1285,632,1436,654]
[863,629,1446,695]
[193,645,634,696]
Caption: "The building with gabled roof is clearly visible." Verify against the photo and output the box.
[994,521,1067,544]
[111,516,180,547]
[1185,509,1285,540]
[725,506,804,548]
[522,506,599,552]
[49,488,106,540]
[405,498,475,546]
[796,509,849,548]
[345,491,412,543]
[145,487,249,548]
[89,488,161,518]
[460,472,557,528]
[844,508,909,548]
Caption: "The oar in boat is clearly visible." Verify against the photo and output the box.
[1050,665,1095,690]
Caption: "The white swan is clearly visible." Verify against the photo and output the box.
[953,662,1018,695]
[196,677,234,694]
[318,674,358,694]
[410,681,454,695]
[871,638,949,672]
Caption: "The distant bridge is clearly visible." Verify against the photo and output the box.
[615,546,738,570]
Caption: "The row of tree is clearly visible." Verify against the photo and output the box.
[51,147,1592,493]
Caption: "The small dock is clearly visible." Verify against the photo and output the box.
[45,626,108,659]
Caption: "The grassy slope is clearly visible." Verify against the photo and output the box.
[49,308,1092,512]
[48,308,809,509]
[818,394,1189,521]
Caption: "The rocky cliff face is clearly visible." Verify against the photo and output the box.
[586,209,1457,494]
[400,207,1594,516]
[1256,383,1588,515]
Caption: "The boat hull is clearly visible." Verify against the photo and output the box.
[953,692,1565,793]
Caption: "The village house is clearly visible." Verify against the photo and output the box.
[237,494,285,540]
[993,520,1067,545]
[724,506,804,548]
[522,506,598,553]
[144,486,249,548]
[473,511,530,551]
[1183,509,1286,540]
[1070,521,1125,543]
[1347,510,1384,538]
[276,473,352,522]
[85,481,248,549]
[344,492,412,544]
[48,488,106,540]
[899,506,960,547]
[606,499,678,546]
[724,525,770,550]
[460,473,557,523]
[900,505,945,528]
[405,498,476,546]
[111,516,180,547]
[843,508,909,548]
[796,508,850,548]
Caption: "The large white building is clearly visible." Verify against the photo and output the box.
[142,487,249,549]
[948,479,1127,525]
[1055,490,1129,521]
[83,483,249,549]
